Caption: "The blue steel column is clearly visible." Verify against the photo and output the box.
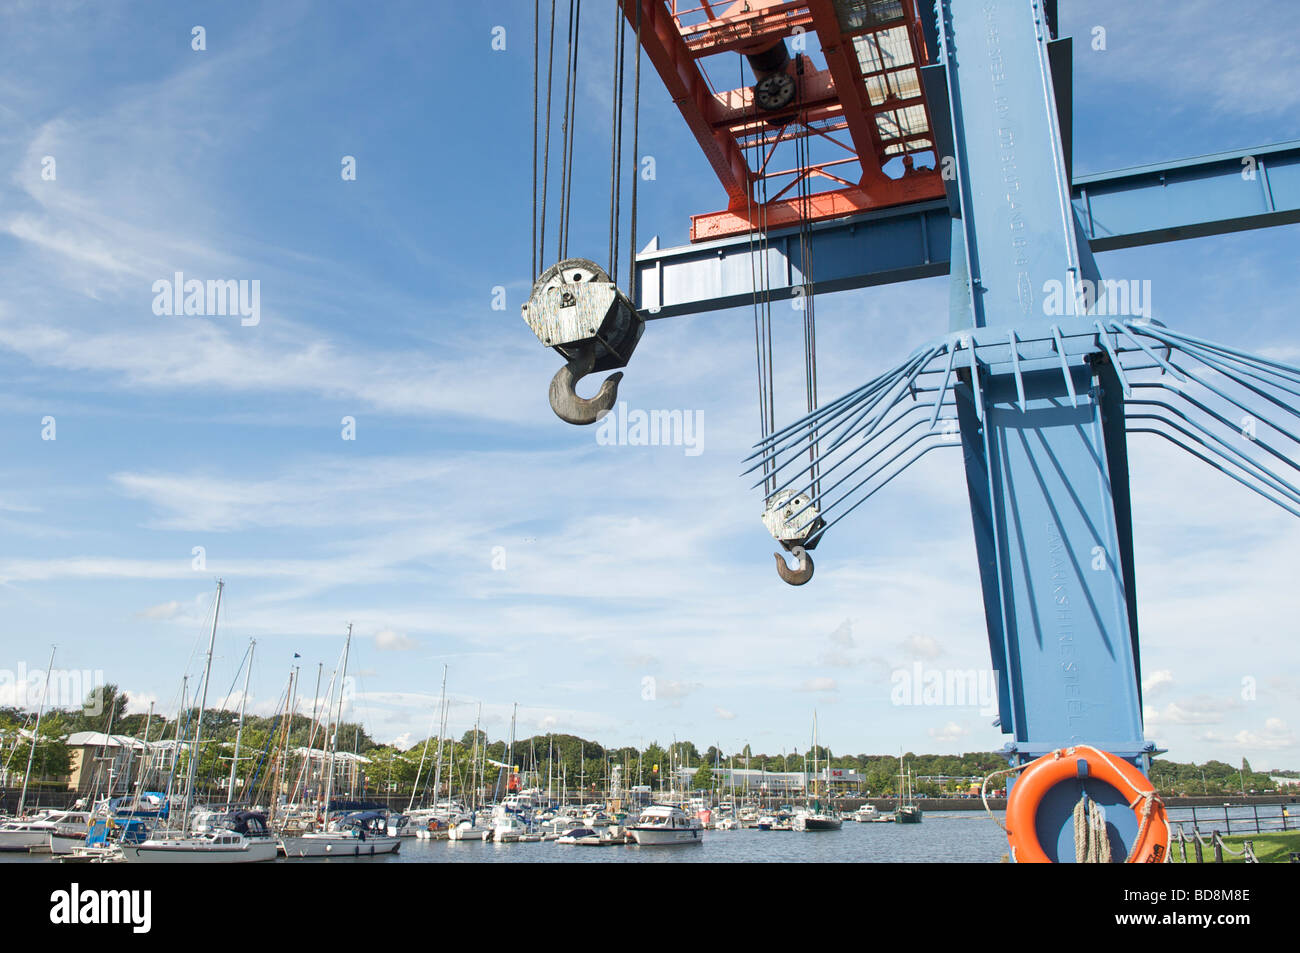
[936,0,1149,849]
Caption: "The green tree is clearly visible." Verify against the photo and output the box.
[692,761,714,791]
[70,683,129,733]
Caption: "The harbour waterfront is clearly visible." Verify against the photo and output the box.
[0,811,1010,864]
[2,1,1297,887]
[396,812,1010,863]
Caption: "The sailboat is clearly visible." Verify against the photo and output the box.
[401,665,456,837]
[0,646,58,852]
[122,582,278,863]
[282,624,401,858]
[894,756,923,824]
[119,810,279,863]
[447,703,492,841]
[793,712,842,832]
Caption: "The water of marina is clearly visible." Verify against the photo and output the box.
[1,811,1010,864]
[407,813,1009,863]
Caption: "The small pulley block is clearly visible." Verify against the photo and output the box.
[522,258,644,425]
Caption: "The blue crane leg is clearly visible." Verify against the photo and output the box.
[936,0,1152,859]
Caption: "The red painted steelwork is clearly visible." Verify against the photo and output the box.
[620,0,944,241]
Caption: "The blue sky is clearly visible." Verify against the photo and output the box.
[1,1,1298,769]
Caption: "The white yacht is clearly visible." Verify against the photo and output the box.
[401,806,454,834]
[853,804,879,822]
[628,805,704,846]
[488,805,532,843]
[282,811,401,858]
[556,826,623,845]
[120,811,278,864]
[0,810,92,853]
[539,813,583,835]
[43,812,95,854]
[0,812,51,851]
[792,809,843,831]
[447,817,492,841]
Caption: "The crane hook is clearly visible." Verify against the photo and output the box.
[548,345,623,425]
[774,545,814,586]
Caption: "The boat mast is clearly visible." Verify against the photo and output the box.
[415,664,448,813]
[128,700,155,811]
[434,669,449,804]
[470,703,481,812]
[225,638,255,809]
[321,623,353,822]
[446,738,454,807]
[300,661,323,804]
[161,675,187,815]
[507,702,517,796]
[267,667,295,826]
[182,579,223,832]
[280,661,299,798]
[292,661,331,806]
[17,645,56,817]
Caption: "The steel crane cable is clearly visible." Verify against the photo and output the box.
[536,0,558,272]
[608,0,626,279]
[628,0,641,299]
[743,55,777,496]
[556,0,582,261]
[563,0,582,259]
[794,65,821,500]
[538,0,636,283]
[532,0,539,276]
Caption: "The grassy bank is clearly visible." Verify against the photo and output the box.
[1170,830,1300,863]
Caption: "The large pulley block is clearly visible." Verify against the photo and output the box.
[762,489,824,586]
[522,258,644,425]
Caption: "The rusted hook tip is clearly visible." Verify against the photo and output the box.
[549,360,623,426]
[774,545,814,586]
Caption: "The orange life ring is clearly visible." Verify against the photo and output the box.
[1006,746,1168,863]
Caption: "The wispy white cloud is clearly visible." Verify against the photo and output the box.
[374,628,417,652]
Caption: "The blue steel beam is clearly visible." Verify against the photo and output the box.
[634,140,1300,317]
[937,0,1143,862]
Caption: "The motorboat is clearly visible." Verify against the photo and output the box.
[447,818,492,841]
[628,805,704,846]
[281,811,401,858]
[120,811,278,864]
[758,809,794,830]
[0,812,54,852]
[53,817,147,863]
[45,812,97,854]
[853,804,879,822]
[413,815,454,839]
[490,808,529,843]
[792,809,843,831]
[0,810,92,853]
[402,806,462,837]
[539,813,583,835]
[556,826,622,845]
